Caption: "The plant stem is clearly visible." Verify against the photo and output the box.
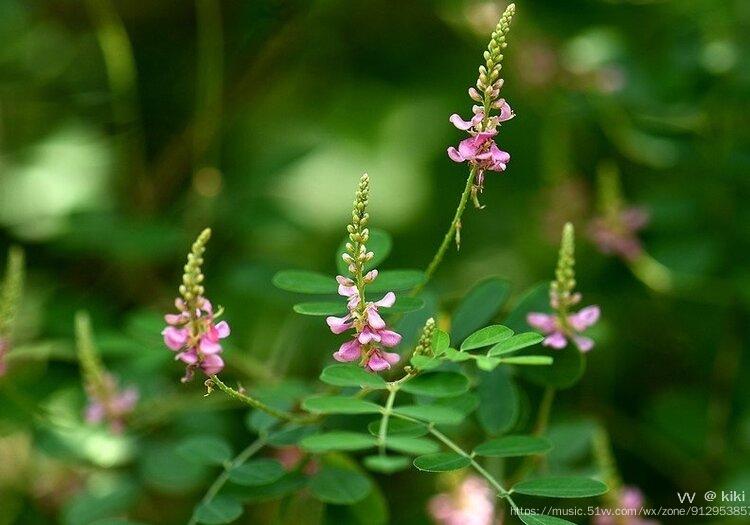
[412,167,477,295]
[507,387,556,486]
[209,375,306,422]
[377,386,398,455]
[187,436,267,525]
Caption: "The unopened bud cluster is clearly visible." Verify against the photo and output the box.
[551,222,578,313]
[477,3,515,100]
[413,318,437,358]
[342,174,374,277]
[179,228,211,306]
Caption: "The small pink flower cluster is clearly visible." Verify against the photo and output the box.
[326,269,402,372]
[84,373,138,434]
[428,475,496,525]
[447,84,514,193]
[162,297,230,382]
[527,292,600,352]
[594,487,659,525]
[588,208,649,262]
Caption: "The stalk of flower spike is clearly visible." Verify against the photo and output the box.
[75,311,138,433]
[0,247,25,377]
[527,223,601,352]
[327,174,402,372]
[416,5,516,295]
[162,228,231,382]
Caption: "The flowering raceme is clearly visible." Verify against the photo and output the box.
[527,223,601,352]
[589,207,649,262]
[162,228,231,382]
[85,373,139,434]
[326,174,402,372]
[448,3,516,206]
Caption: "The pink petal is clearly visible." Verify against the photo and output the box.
[447,147,465,163]
[358,327,381,344]
[201,354,224,375]
[468,87,482,102]
[326,315,352,334]
[162,326,188,350]
[366,306,386,330]
[366,353,391,371]
[199,336,222,354]
[200,299,213,315]
[381,351,400,364]
[379,329,402,347]
[526,312,555,333]
[568,306,600,331]
[363,269,378,283]
[543,331,568,349]
[214,321,231,338]
[449,113,474,131]
[177,350,199,364]
[497,100,515,122]
[164,313,185,325]
[573,335,594,353]
[374,292,396,308]
[85,402,105,423]
[333,339,362,362]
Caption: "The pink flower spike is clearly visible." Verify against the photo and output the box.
[162,326,188,350]
[326,315,353,334]
[568,305,600,331]
[527,312,555,333]
[333,339,362,362]
[379,329,402,347]
[543,332,568,349]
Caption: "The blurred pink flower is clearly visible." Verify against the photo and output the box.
[594,486,659,525]
[588,208,649,262]
[162,297,230,382]
[84,374,138,434]
[428,476,496,525]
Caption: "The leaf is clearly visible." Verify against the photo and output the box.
[300,432,377,453]
[393,405,464,425]
[337,229,392,274]
[293,302,346,316]
[517,345,584,388]
[366,270,426,292]
[500,356,554,366]
[474,436,552,458]
[310,467,372,505]
[367,418,428,438]
[461,325,514,351]
[229,473,307,503]
[193,495,243,524]
[441,347,473,362]
[520,515,577,525]
[434,330,450,353]
[475,355,502,371]
[512,477,608,498]
[488,332,545,356]
[385,436,440,455]
[228,459,285,486]
[432,392,480,417]
[302,396,382,415]
[410,354,441,370]
[272,270,337,294]
[451,278,511,342]
[320,365,387,389]
[413,452,471,472]
[400,372,469,397]
[363,455,411,473]
[267,425,319,447]
[476,366,519,435]
[176,436,232,466]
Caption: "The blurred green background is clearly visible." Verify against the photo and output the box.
[0,0,748,523]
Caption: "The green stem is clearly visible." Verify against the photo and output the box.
[508,387,556,486]
[412,167,477,295]
[187,436,266,525]
[377,387,398,455]
[210,375,307,423]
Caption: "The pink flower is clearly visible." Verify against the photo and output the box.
[326,270,402,372]
[588,207,650,262]
[527,305,600,352]
[447,131,510,173]
[162,297,230,382]
[428,475,496,525]
[85,374,139,434]
[594,487,659,525]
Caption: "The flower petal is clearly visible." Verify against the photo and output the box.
[333,339,362,362]
[447,147,465,163]
[379,329,402,347]
[449,113,474,131]
[374,291,396,308]
[162,326,188,350]
[543,331,568,349]
[214,321,231,338]
[201,354,225,376]
[326,315,353,334]
[526,312,555,333]
[568,306,600,331]
[366,306,386,330]
[573,335,594,353]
